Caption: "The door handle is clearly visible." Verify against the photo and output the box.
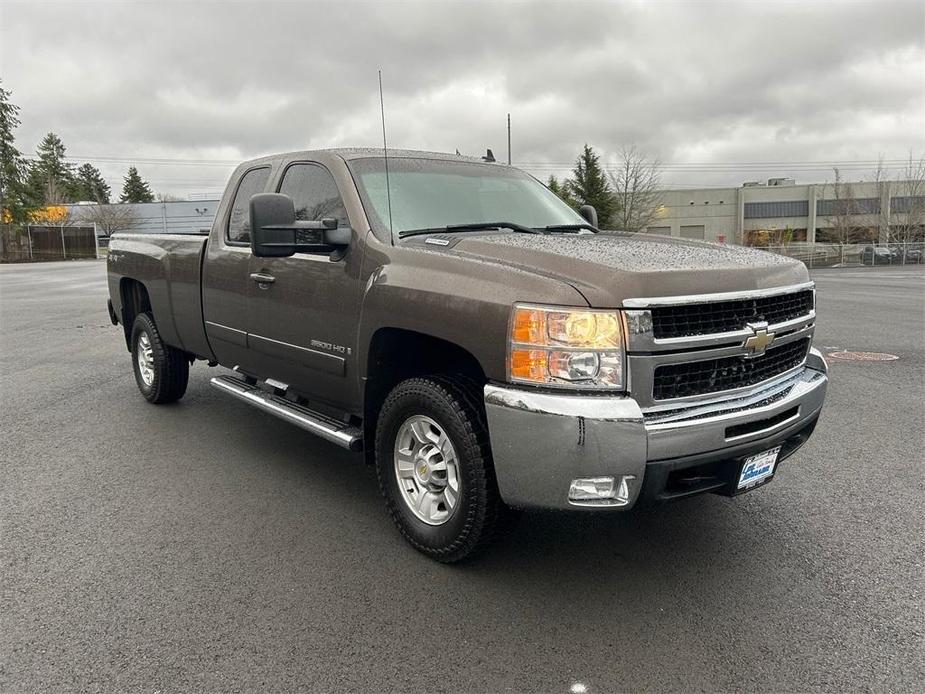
[250,272,276,285]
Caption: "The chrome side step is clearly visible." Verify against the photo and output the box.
[210,375,363,451]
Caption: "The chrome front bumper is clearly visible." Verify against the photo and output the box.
[484,348,828,511]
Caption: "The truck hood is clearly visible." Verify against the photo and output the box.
[450,232,809,307]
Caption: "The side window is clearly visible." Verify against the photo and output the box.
[227,167,271,244]
[278,164,349,227]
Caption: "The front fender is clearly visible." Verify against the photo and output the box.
[356,245,588,382]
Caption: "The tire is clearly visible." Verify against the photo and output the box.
[130,312,189,404]
[375,376,513,563]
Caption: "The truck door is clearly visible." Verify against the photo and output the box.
[201,165,271,376]
[245,161,363,412]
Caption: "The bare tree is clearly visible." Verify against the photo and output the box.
[607,146,663,233]
[819,168,868,245]
[156,191,183,202]
[889,154,925,244]
[77,203,141,237]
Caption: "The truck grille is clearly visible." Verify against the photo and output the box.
[651,290,814,339]
[653,338,810,400]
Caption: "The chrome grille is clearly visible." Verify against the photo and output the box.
[623,283,817,408]
[651,290,814,339]
[652,338,810,400]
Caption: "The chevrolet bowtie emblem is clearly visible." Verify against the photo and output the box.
[743,322,775,358]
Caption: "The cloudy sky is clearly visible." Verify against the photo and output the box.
[2,0,923,199]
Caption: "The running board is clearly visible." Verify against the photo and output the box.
[210,375,363,451]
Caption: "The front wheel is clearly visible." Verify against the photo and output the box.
[131,312,189,404]
[375,376,513,563]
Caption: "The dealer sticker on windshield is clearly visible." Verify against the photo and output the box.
[737,446,781,490]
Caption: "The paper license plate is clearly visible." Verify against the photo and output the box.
[737,446,781,490]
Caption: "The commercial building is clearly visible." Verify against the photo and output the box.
[648,178,924,245]
[67,199,220,235]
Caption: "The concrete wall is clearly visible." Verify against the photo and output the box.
[648,188,737,242]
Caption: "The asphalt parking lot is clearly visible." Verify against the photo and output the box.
[1,260,922,693]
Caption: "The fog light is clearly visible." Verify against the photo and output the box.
[568,475,635,506]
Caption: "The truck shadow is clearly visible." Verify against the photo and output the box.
[220,406,781,562]
[182,373,811,612]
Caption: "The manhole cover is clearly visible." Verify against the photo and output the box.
[827,351,899,362]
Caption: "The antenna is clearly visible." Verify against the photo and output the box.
[378,70,394,244]
[507,113,511,165]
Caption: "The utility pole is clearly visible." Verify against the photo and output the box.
[507,113,511,165]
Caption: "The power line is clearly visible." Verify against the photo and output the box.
[29,153,916,169]
[71,155,239,167]
[25,153,917,192]
[518,163,910,171]
[518,158,910,166]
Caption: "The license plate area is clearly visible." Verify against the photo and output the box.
[735,446,781,492]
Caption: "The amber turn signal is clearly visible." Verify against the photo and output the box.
[510,348,548,382]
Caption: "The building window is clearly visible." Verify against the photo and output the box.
[744,229,808,246]
[743,200,809,219]
[816,198,880,216]
[646,226,671,236]
[815,226,879,244]
[890,196,925,214]
[680,225,705,240]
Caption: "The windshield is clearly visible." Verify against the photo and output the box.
[348,157,586,236]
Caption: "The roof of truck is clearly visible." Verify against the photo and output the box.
[240,148,497,167]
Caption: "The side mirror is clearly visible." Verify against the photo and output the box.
[579,204,599,227]
[249,193,350,258]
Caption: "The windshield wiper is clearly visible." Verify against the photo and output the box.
[541,223,599,233]
[398,221,542,239]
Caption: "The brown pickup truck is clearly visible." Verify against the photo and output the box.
[107,148,828,562]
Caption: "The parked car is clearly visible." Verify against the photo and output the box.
[107,149,828,562]
[860,245,895,265]
[774,242,840,267]
[889,244,923,264]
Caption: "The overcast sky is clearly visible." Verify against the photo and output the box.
[2,0,924,199]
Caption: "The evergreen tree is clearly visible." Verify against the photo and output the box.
[74,163,111,203]
[120,166,154,203]
[0,81,29,224]
[546,174,578,209]
[27,132,76,205]
[567,144,616,227]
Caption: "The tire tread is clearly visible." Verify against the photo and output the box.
[132,312,189,404]
[375,375,512,563]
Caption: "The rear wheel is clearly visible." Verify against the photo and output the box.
[131,312,189,404]
[375,376,513,562]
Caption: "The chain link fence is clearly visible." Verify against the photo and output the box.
[3,223,922,270]
[750,241,924,268]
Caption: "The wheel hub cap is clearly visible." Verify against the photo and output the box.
[136,333,154,386]
[393,415,460,526]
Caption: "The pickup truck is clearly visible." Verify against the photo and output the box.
[107,148,828,562]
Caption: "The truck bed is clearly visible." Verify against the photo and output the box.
[107,232,213,360]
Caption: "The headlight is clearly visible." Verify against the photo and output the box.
[508,304,625,389]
